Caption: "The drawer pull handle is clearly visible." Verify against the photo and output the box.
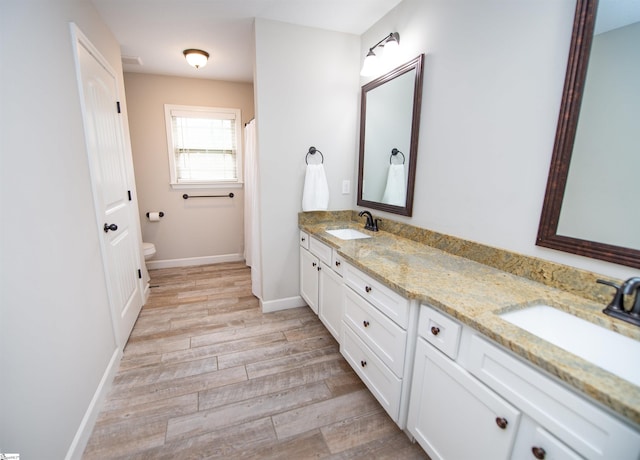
[365,286,372,293]
[495,417,508,429]
[431,326,440,336]
[360,360,367,368]
[363,320,370,328]
[531,447,546,459]
[301,237,306,242]
[312,262,317,267]
[335,261,341,267]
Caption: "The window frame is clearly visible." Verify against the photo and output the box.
[164,104,243,189]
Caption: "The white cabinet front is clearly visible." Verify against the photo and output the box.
[408,337,521,460]
[318,261,343,342]
[300,247,319,314]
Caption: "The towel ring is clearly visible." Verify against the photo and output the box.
[305,146,324,165]
[390,148,406,165]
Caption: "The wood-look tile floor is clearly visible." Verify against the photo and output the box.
[83,262,429,459]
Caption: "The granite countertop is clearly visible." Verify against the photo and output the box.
[299,219,640,426]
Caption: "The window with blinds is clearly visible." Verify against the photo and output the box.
[164,105,242,187]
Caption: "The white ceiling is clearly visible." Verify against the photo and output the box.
[91,0,403,82]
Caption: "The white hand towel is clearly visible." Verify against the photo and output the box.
[302,164,329,211]
[382,164,406,206]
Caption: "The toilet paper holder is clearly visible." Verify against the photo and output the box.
[146,211,165,219]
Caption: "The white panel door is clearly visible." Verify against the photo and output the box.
[74,27,142,346]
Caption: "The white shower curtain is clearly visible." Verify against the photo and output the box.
[243,119,262,299]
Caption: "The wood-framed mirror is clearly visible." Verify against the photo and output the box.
[536,0,640,269]
[357,54,424,216]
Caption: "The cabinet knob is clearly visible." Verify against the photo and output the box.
[365,286,372,293]
[301,237,306,242]
[317,266,321,271]
[312,262,317,267]
[360,360,367,368]
[431,326,440,336]
[335,260,341,267]
[531,447,546,459]
[363,320,370,328]
[495,417,508,429]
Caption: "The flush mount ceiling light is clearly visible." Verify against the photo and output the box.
[183,49,209,69]
[360,32,400,76]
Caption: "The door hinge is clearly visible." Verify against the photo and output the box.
[127,190,132,201]
[138,269,142,279]
[116,101,121,113]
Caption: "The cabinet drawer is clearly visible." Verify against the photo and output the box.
[343,262,410,329]
[419,305,461,360]
[341,325,402,422]
[309,237,332,265]
[299,230,309,249]
[467,334,640,460]
[344,287,407,376]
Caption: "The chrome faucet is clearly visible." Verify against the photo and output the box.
[358,210,380,232]
[598,277,640,326]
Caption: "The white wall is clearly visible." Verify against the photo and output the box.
[124,73,254,266]
[253,19,360,308]
[0,0,133,457]
[357,0,638,280]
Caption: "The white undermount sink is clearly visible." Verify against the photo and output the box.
[500,305,640,386]
[326,228,371,240]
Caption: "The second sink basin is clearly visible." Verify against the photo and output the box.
[326,228,371,240]
[500,305,640,386]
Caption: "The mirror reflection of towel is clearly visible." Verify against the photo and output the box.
[302,164,329,211]
[382,164,406,206]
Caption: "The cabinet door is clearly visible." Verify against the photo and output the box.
[319,262,344,342]
[300,248,319,314]
[408,338,520,460]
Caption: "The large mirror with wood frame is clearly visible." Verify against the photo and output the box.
[357,54,424,217]
[536,0,640,269]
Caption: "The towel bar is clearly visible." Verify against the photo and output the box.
[182,193,234,199]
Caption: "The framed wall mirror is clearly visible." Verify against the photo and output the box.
[357,54,424,216]
[537,0,640,269]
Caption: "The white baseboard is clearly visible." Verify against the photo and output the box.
[261,295,308,313]
[145,253,244,270]
[65,347,122,460]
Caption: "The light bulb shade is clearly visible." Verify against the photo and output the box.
[383,33,399,58]
[183,49,209,69]
[360,49,378,76]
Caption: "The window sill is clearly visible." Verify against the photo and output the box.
[170,182,244,190]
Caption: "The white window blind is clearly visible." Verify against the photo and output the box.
[164,105,242,186]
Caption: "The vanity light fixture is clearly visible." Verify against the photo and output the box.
[360,32,400,76]
[183,49,209,69]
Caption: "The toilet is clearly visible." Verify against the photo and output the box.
[143,242,156,260]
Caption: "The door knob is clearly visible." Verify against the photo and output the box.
[103,223,118,233]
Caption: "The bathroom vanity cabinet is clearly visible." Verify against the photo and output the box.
[299,231,344,341]
[408,305,640,460]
